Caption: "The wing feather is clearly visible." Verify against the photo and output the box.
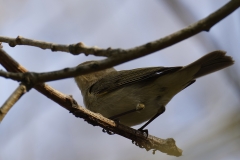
[90,67,182,94]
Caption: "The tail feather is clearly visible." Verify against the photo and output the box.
[190,50,234,79]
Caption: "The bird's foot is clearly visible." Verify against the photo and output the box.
[137,127,149,138]
[102,119,120,135]
[102,129,115,135]
[132,140,144,148]
[131,128,149,148]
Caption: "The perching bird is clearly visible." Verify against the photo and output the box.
[74,51,234,131]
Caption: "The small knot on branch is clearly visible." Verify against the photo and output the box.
[51,44,58,51]
[68,42,86,55]
[22,72,38,86]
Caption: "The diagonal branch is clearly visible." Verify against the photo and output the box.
[0,0,239,84]
[0,0,239,58]
[0,49,182,156]
[0,83,30,122]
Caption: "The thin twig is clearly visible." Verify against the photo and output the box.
[0,0,239,84]
[0,37,109,56]
[0,83,30,122]
[0,48,182,156]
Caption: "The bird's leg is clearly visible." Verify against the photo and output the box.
[183,80,196,90]
[102,103,145,135]
[132,106,166,147]
[108,103,145,120]
[138,106,166,137]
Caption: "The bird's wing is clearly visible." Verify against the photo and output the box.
[89,66,182,95]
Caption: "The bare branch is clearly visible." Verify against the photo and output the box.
[71,103,182,156]
[0,0,239,58]
[0,49,77,109]
[0,0,239,84]
[0,83,30,122]
[0,48,182,156]
[0,36,109,56]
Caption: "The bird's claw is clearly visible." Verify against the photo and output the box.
[152,149,157,154]
[102,128,115,135]
[138,128,149,138]
[131,128,149,148]
[132,140,144,148]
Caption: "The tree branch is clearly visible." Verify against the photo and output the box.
[0,83,30,122]
[0,49,182,156]
[0,0,239,84]
[0,0,239,58]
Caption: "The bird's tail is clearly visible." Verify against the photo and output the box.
[185,50,234,79]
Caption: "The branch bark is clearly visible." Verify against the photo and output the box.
[0,83,30,122]
[0,48,182,156]
[0,0,239,84]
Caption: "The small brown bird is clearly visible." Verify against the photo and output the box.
[75,51,234,131]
